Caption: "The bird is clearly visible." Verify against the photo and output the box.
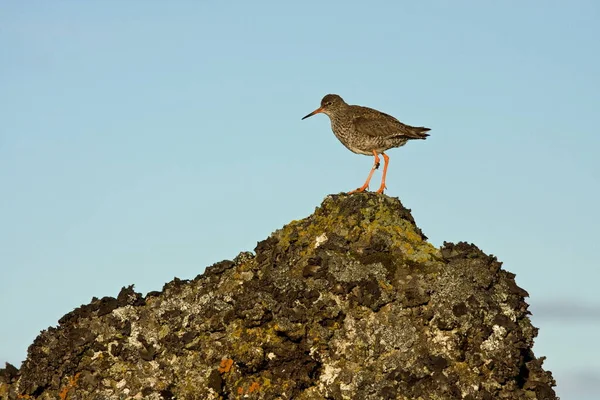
[302,94,430,194]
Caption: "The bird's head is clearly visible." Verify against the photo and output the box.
[302,94,346,120]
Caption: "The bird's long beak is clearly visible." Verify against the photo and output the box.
[302,107,324,120]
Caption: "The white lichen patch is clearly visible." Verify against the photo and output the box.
[315,233,328,248]
[329,316,357,355]
[333,259,387,283]
[339,382,355,399]
[320,364,341,385]
[343,316,357,341]
[376,319,417,351]
[148,360,160,370]
[481,325,507,352]
[107,341,119,356]
[112,305,138,322]
[196,293,214,307]
[430,328,456,352]
[239,271,254,281]
[500,302,518,322]
[112,306,144,348]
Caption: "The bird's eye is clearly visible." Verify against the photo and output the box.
[326,102,332,106]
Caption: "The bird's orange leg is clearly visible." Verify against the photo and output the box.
[376,152,390,194]
[349,150,380,194]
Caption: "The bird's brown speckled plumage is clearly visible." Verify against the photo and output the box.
[302,94,430,193]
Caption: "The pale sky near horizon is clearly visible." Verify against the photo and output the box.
[1,2,599,399]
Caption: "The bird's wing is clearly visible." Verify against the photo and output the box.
[352,107,430,139]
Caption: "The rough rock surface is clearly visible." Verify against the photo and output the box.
[0,194,557,399]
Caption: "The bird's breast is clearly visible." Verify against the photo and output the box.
[330,119,372,155]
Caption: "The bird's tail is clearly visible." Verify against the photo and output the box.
[410,127,431,139]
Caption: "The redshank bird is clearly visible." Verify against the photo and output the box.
[302,94,430,194]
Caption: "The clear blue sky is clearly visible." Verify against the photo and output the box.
[1,2,598,399]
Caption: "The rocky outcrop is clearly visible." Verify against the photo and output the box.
[0,194,557,399]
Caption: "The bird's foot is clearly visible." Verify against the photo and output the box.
[376,184,387,194]
[348,186,368,194]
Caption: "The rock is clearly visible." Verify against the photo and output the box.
[0,193,557,399]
